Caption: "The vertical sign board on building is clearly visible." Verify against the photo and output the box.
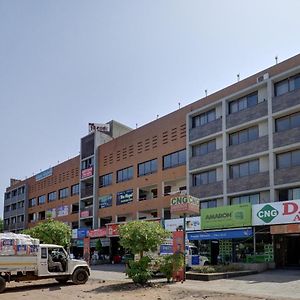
[252,199,300,226]
[172,231,184,281]
[164,216,201,232]
[201,203,252,230]
[83,237,90,265]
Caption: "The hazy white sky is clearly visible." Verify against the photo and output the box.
[1,0,300,217]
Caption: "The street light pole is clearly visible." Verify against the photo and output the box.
[183,213,186,281]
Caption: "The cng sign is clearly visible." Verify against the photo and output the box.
[257,204,279,223]
[253,199,300,226]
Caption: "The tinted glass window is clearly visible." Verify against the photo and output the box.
[229,101,238,114]
[292,150,300,166]
[247,93,258,107]
[239,162,248,177]
[277,152,291,169]
[275,80,289,96]
[276,116,290,132]
[239,130,248,144]
[229,133,239,145]
[207,140,216,152]
[248,127,259,141]
[249,160,259,175]
[291,112,300,128]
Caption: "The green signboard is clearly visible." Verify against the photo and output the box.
[201,203,252,230]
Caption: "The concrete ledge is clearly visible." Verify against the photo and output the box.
[186,270,258,281]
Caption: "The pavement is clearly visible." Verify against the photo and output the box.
[90,264,300,299]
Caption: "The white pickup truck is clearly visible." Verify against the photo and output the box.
[0,243,90,293]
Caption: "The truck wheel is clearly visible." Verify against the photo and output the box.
[0,276,6,293]
[72,268,89,284]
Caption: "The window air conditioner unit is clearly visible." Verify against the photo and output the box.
[257,73,269,83]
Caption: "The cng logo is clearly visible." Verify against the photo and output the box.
[257,204,279,223]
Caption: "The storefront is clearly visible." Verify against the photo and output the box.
[253,199,300,268]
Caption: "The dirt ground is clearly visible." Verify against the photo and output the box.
[2,279,271,300]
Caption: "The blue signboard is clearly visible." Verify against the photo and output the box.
[116,189,133,205]
[187,228,253,241]
[77,228,88,239]
[160,244,173,254]
[99,195,113,208]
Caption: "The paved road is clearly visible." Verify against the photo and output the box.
[90,265,300,299]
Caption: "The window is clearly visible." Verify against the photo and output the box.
[48,191,57,202]
[29,198,36,208]
[41,248,47,259]
[192,140,216,157]
[59,188,68,199]
[17,201,24,208]
[275,112,300,132]
[138,159,157,176]
[117,166,133,182]
[38,195,46,205]
[277,149,300,169]
[99,173,113,187]
[192,109,216,128]
[193,170,217,186]
[163,149,186,169]
[4,205,10,212]
[275,73,300,96]
[229,159,259,179]
[5,192,11,200]
[99,194,113,208]
[229,126,259,146]
[230,193,260,205]
[116,189,133,205]
[200,200,217,209]
[71,184,79,196]
[228,92,258,114]
[279,187,300,201]
[81,157,94,170]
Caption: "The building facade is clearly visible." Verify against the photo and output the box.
[3,53,300,267]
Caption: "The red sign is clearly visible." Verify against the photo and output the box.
[80,210,90,218]
[271,224,300,234]
[106,224,120,237]
[88,228,107,238]
[83,237,90,265]
[172,231,184,282]
[81,167,93,179]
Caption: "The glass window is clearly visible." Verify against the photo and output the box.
[292,188,300,199]
[291,112,300,128]
[275,80,289,96]
[250,194,260,204]
[239,162,249,177]
[200,173,208,185]
[230,193,260,205]
[249,160,259,175]
[248,127,259,141]
[229,133,239,146]
[277,152,291,169]
[59,188,68,199]
[247,93,258,107]
[99,173,112,187]
[238,98,247,111]
[207,110,216,122]
[193,169,216,186]
[71,184,79,196]
[138,159,157,176]
[276,116,290,132]
[292,150,300,166]
[208,170,216,183]
[201,200,217,209]
[48,191,57,202]
[294,75,300,90]
[229,101,238,114]
[207,140,216,152]
[163,150,185,169]
[231,165,239,179]
[239,130,248,144]
[117,167,133,182]
[38,195,46,205]
[192,109,216,128]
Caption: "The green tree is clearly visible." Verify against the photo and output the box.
[119,221,169,259]
[0,218,3,233]
[23,218,71,248]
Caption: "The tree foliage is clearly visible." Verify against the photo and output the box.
[0,218,3,233]
[119,221,169,258]
[23,218,71,247]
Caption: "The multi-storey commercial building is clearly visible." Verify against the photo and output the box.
[3,53,300,267]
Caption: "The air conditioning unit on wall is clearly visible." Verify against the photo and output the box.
[257,73,269,83]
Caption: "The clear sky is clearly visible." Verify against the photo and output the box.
[1,0,300,217]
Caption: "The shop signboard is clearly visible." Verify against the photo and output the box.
[106,223,120,237]
[81,167,93,179]
[252,199,300,226]
[77,228,88,239]
[99,195,113,208]
[72,229,78,239]
[170,195,200,215]
[80,210,90,218]
[164,216,201,232]
[88,228,107,238]
[57,205,69,217]
[116,189,133,206]
[201,203,252,230]
[187,228,253,240]
[88,123,110,133]
[100,238,110,247]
